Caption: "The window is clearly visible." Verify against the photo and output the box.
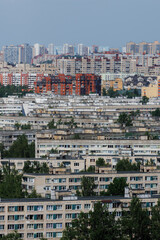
[8,225,14,230]
[27,224,34,229]
[46,223,53,229]
[37,233,43,238]
[37,224,43,229]
[37,215,43,220]
[66,205,72,210]
[57,205,62,210]
[56,232,62,238]
[8,206,15,212]
[46,232,53,238]
[27,206,34,211]
[84,204,91,209]
[0,225,4,230]
[46,214,53,220]
[74,163,79,166]
[0,216,4,221]
[0,207,4,212]
[27,233,34,238]
[56,223,62,229]
[37,205,43,211]
[8,215,14,221]
[66,214,72,219]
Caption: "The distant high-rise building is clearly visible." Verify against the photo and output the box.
[34,43,46,57]
[19,44,33,64]
[92,45,99,53]
[63,44,74,55]
[78,44,89,56]
[3,45,19,64]
[48,43,54,55]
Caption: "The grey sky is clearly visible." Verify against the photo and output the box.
[0,0,159,48]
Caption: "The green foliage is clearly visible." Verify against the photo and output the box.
[80,176,96,197]
[87,166,95,172]
[141,96,149,105]
[106,87,120,98]
[96,158,106,167]
[62,198,160,240]
[102,88,107,96]
[27,189,42,198]
[116,158,140,171]
[1,231,22,240]
[121,197,151,240]
[21,124,31,130]
[151,200,160,239]
[117,113,132,127]
[61,202,122,240]
[106,177,128,196]
[0,84,32,98]
[14,123,21,130]
[47,119,56,129]
[123,89,141,98]
[3,135,35,158]
[23,161,49,174]
[151,108,160,117]
[49,148,58,154]
[0,166,25,198]
[73,133,80,139]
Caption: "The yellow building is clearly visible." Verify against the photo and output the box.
[102,78,123,93]
[141,83,158,98]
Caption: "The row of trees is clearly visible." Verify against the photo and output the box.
[47,117,77,129]
[76,176,127,197]
[62,198,160,240]
[103,87,141,99]
[0,84,33,98]
[23,161,49,174]
[87,158,140,173]
[0,135,35,158]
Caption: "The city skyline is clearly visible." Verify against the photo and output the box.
[0,0,160,49]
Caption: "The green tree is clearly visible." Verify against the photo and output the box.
[14,123,21,130]
[102,88,107,96]
[21,124,31,130]
[47,119,56,129]
[87,166,95,172]
[116,158,140,171]
[23,161,49,174]
[4,135,35,158]
[80,176,96,197]
[141,96,149,105]
[27,189,41,198]
[61,202,122,240]
[106,177,128,196]
[1,231,22,240]
[117,113,132,127]
[121,197,151,240]
[0,166,25,198]
[152,108,160,117]
[150,200,160,239]
[96,158,105,167]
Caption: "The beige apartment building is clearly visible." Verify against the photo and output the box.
[23,171,160,198]
[0,194,158,240]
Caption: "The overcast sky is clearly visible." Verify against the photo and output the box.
[0,0,159,49]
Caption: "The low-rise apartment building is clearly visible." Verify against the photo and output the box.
[23,171,160,198]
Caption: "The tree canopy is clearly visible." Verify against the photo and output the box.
[61,202,121,240]
[116,158,140,172]
[23,161,49,174]
[61,197,160,240]
[117,113,133,127]
[1,135,35,158]
[77,176,96,197]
